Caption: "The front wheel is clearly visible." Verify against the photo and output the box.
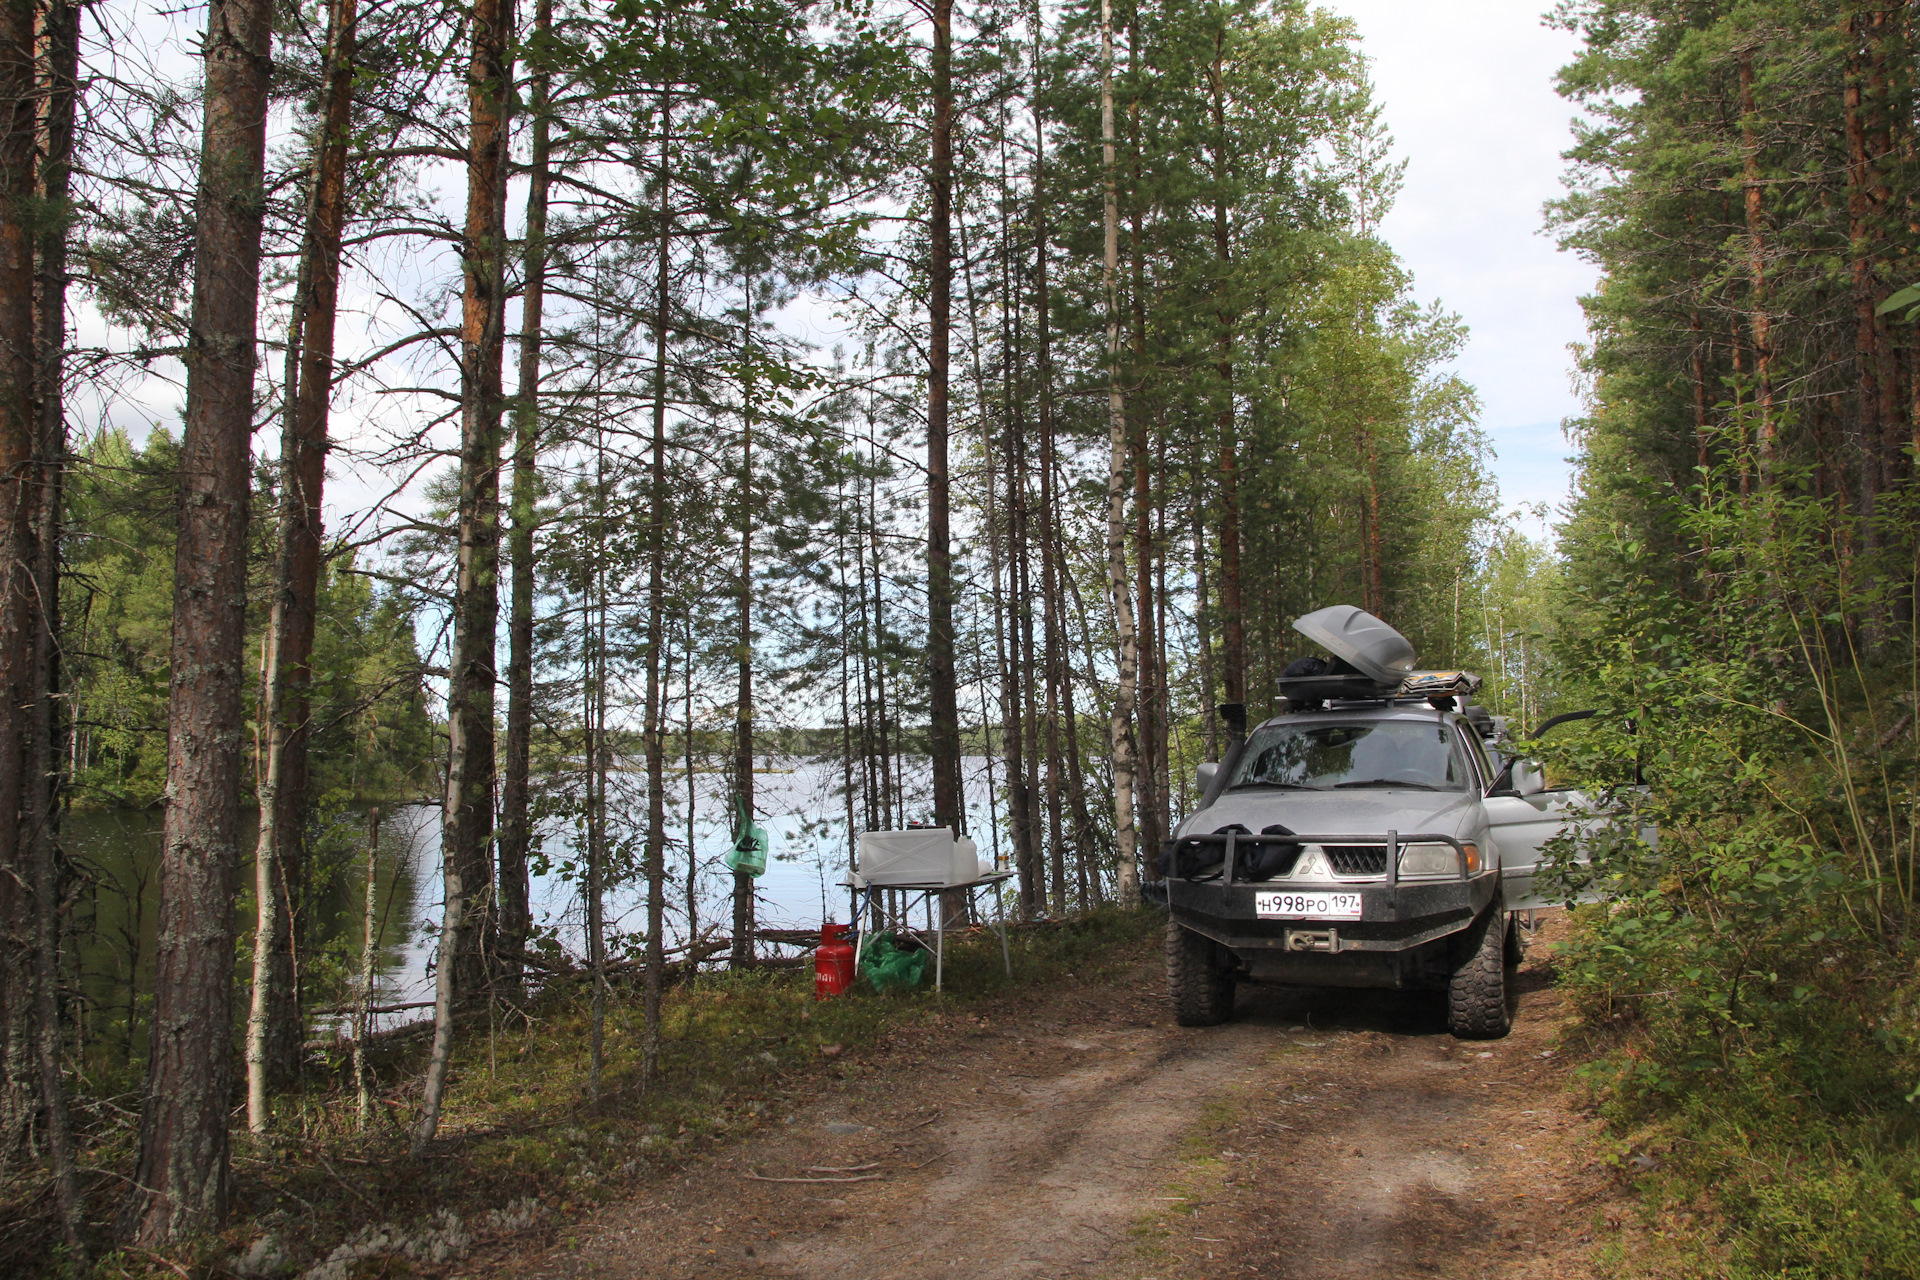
[1447,903,1513,1040]
[1167,919,1235,1027]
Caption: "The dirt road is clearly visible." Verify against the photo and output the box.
[502,915,1624,1280]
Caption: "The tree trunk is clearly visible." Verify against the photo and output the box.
[416,0,513,1154]
[1132,383,1158,865]
[732,278,757,965]
[1737,45,1776,484]
[248,0,357,1132]
[1101,0,1138,907]
[1052,477,1096,887]
[586,432,607,1107]
[960,204,1015,889]
[499,0,554,1002]
[1194,509,1216,759]
[642,85,672,1078]
[1153,452,1170,833]
[126,0,273,1241]
[0,0,41,1155]
[355,809,379,1131]
[1209,33,1243,705]
[999,295,1034,914]
[683,613,699,939]
[1361,423,1384,616]
[926,0,962,838]
[1862,8,1905,485]
[1126,22,1162,866]
[29,0,81,1246]
[1030,47,1065,915]
[1843,29,1881,582]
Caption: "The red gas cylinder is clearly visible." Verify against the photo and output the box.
[815,923,856,1000]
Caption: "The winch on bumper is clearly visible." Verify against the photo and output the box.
[1164,831,1497,990]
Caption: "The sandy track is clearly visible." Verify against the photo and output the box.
[501,916,1622,1280]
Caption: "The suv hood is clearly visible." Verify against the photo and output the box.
[1178,788,1478,842]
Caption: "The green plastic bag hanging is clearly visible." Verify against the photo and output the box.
[859,931,929,993]
[723,795,769,877]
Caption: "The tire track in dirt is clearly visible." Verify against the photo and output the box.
[769,1025,1276,1279]
[1112,915,1622,1280]
[498,914,1624,1280]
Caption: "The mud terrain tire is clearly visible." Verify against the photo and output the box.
[1167,919,1235,1026]
[1447,902,1513,1040]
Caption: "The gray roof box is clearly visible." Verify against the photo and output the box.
[1292,605,1417,686]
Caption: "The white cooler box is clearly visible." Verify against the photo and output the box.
[856,828,987,887]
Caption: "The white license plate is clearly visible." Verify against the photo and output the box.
[1255,890,1362,920]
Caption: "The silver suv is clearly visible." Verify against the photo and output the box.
[1162,606,1595,1040]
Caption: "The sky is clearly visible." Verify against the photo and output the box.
[1323,0,1596,538]
[81,0,1599,547]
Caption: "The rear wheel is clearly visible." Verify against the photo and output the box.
[1447,902,1513,1040]
[1167,919,1235,1026]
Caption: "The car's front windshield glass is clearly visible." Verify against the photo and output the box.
[1228,720,1471,792]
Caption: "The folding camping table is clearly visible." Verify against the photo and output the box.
[846,871,1015,992]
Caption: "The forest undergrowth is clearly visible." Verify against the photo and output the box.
[1542,499,1920,1279]
[9,910,1157,1280]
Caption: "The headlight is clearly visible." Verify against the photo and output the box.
[1398,841,1478,878]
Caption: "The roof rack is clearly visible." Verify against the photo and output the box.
[1279,606,1481,708]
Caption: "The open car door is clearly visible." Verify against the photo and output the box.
[1485,711,1606,911]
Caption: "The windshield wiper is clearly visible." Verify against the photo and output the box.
[1331,779,1448,790]
[1227,781,1324,792]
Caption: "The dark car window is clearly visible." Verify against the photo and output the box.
[1229,720,1472,792]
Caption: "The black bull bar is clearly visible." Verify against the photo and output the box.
[1161,829,1476,890]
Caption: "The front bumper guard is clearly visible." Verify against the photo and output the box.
[1164,829,1494,956]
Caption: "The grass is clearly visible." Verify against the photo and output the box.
[1553,908,1920,1280]
[27,906,1161,1279]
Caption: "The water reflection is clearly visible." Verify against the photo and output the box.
[63,754,1013,1050]
[62,803,431,1067]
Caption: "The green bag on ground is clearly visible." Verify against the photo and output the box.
[724,796,769,877]
[859,931,929,993]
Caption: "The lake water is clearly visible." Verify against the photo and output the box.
[64,754,1018,1043]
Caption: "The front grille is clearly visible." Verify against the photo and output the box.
[1323,844,1388,876]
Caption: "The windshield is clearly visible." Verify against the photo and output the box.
[1229,720,1472,792]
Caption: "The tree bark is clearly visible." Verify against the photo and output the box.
[1030,44,1065,916]
[0,0,41,1155]
[29,0,81,1247]
[355,809,379,1130]
[126,0,273,1241]
[417,0,513,1154]
[499,0,552,1000]
[1101,0,1138,907]
[643,84,671,1077]
[248,0,357,1132]
[1127,43,1161,866]
[1861,8,1905,482]
[960,204,1016,896]
[990,176,1035,913]
[1209,32,1243,706]
[1132,382,1158,865]
[1737,45,1776,484]
[732,278,757,965]
[1194,509,1216,760]
[926,0,962,838]
[1361,422,1384,616]
[586,431,607,1107]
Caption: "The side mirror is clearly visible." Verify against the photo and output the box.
[1196,761,1219,793]
[1511,760,1547,797]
